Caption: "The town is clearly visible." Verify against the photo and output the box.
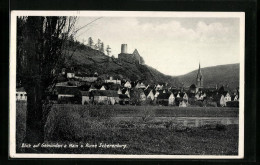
[16,43,239,108]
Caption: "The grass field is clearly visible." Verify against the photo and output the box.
[50,104,239,117]
[16,103,239,155]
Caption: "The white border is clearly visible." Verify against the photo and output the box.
[9,11,245,159]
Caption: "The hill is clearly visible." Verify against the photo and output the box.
[176,64,239,90]
[65,43,180,86]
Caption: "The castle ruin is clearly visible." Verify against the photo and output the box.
[118,44,145,65]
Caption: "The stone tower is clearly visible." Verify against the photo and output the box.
[121,44,127,53]
[196,63,203,88]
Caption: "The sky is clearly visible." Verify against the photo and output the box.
[75,16,240,76]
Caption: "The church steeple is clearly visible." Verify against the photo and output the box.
[196,62,203,88]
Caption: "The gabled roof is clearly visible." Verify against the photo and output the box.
[91,90,118,97]
[80,91,90,96]
[119,94,129,99]
[106,90,119,97]
[157,93,171,100]
[144,89,151,96]
[56,86,80,95]
[92,90,107,96]
[17,87,26,92]
[190,84,196,89]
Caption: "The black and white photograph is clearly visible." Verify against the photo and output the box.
[9,11,245,159]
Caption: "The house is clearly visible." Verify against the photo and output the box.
[179,100,188,107]
[89,84,97,92]
[156,84,162,90]
[154,90,160,99]
[190,84,197,93]
[91,90,108,104]
[55,86,81,104]
[75,73,98,82]
[81,91,91,105]
[124,81,132,88]
[106,90,119,105]
[140,90,147,101]
[119,94,130,105]
[220,95,225,107]
[117,88,122,94]
[105,76,121,85]
[234,94,239,101]
[55,81,69,87]
[157,93,171,106]
[135,82,146,89]
[220,91,231,107]
[168,93,175,106]
[61,68,66,75]
[100,85,107,90]
[182,92,189,101]
[16,87,27,101]
[125,89,130,98]
[66,68,75,79]
[146,89,155,101]
[224,91,231,103]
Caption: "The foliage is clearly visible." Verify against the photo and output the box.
[17,103,238,155]
[17,16,78,142]
[130,88,143,105]
[139,107,155,122]
[226,101,239,107]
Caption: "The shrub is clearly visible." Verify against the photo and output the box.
[139,107,154,122]
[205,101,217,107]
[226,101,239,107]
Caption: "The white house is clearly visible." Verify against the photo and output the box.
[16,87,27,101]
[179,100,188,107]
[220,95,225,107]
[183,93,189,101]
[168,93,175,106]
[125,89,130,98]
[124,81,132,88]
[224,92,231,103]
[135,82,146,89]
[117,88,122,94]
[156,84,162,90]
[234,94,239,101]
[147,90,155,101]
[154,90,160,98]
[140,91,147,101]
[100,85,106,90]
[105,76,121,85]
[81,91,90,105]
[66,69,75,79]
[56,86,79,100]
[220,92,231,107]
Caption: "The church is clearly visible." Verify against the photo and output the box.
[190,63,203,93]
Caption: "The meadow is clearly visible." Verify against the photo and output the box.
[16,103,239,155]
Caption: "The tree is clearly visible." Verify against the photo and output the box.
[17,16,78,143]
[99,42,104,53]
[88,37,93,47]
[130,88,143,105]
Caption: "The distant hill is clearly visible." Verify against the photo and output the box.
[176,64,239,90]
[65,43,180,86]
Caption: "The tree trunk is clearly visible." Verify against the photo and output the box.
[25,85,44,143]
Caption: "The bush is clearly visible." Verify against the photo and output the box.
[139,107,154,122]
[205,101,217,107]
[226,101,239,107]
